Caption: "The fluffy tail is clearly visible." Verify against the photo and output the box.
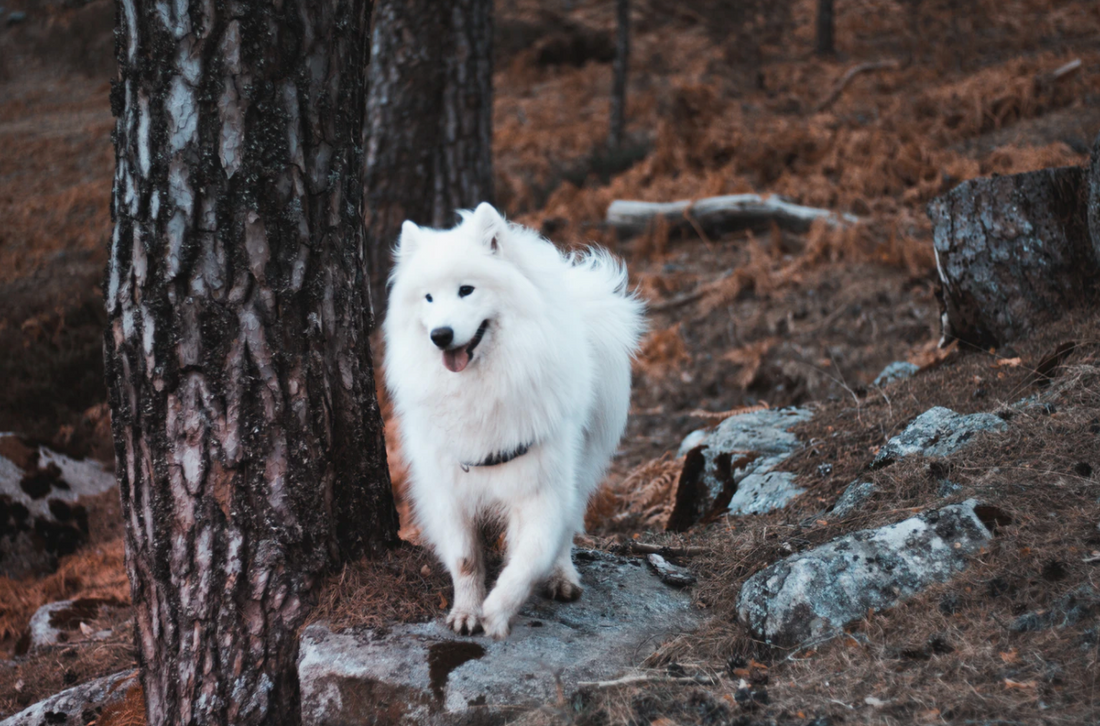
[568,247,647,360]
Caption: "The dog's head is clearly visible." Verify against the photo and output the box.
[387,203,514,373]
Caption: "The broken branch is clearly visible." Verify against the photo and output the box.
[815,59,900,112]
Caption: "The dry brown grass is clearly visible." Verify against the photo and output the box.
[497,1,1097,291]
[97,682,146,726]
[581,313,1100,725]
[590,454,685,532]
[0,538,129,647]
[308,545,448,632]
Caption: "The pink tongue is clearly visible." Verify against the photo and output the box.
[443,347,470,373]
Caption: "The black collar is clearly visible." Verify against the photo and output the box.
[460,442,532,472]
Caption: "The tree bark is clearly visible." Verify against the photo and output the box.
[106,0,399,724]
[927,167,1097,348]
[608,0,630,150]
[363,0,493,316]
[816,0,835,56]
[1088,131,1100,263]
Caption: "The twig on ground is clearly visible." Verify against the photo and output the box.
[626,542,708,557]
[578,673,720,689]
[815,59,901,112]
[649,285,714,313]
[687,402,770,422]
[1039,58,1081,85]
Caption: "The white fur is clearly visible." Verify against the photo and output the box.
[383,203,645,639]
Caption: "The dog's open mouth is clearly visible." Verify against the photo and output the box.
[443,319,490,373]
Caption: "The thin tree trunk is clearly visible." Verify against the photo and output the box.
[609,0,630,150]
[106,0,398,723]
[363,0,493,317]
[816,0,835,56]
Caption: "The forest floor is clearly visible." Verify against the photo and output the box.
[2,0,1100,723]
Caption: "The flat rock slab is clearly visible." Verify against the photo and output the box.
[669,408,813,530]
[299,551,700,726]
[0,670,136,726]
[0,433,116,578]
[871,407,1006,469]
[20,597,125,655]
[738,501,992,647]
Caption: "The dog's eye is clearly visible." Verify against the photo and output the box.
[425,294,433,303]
[458,285,475,298]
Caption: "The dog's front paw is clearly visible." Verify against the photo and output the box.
[545,574,583,602]
[446,608,483,636]
[479,607,512,640]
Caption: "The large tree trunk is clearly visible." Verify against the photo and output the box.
[106,0,399,723]
[608,0,630,150]
[927,166,1097,347]
[363,0,493,316]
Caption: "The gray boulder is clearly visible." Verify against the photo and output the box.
[298,551,700,725]
[0,671,136,726]
[20,598,124,655]
[871,407,1006,469]
[669,407,813,529]
[738,501,992,647]
[873,361,919,387]
[0,434,116,578]
[830,480,876,518]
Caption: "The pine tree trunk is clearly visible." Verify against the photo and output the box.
[609,0,630,150]
[105,0,398,723]
[363,0,493,316]
[816,0,835,56]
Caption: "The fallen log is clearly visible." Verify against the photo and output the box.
[927,165,1097,347]
[606,194,859,239]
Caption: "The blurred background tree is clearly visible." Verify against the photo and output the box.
[363,0,494,316]
[817,0,835,56]
[609,0,630,150]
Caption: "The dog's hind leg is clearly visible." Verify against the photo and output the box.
[545,538,583,602]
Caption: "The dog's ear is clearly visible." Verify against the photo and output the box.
[470,202,505,254]
[395,220,420,259]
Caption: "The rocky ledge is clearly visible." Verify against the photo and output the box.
[298,550,700,726]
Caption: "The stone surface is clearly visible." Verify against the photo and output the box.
[873,361,919,387]
[0,434,116,578]
[0,670,136,726]
[1012,585,1098,633]
[738,501,992,647]
[830,480,876,518]
[871,407,1007,469]
[668,408,813,530]
[20,598,124,655]
[299,551,701,726]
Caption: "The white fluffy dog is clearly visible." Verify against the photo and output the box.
[383,203,644,639]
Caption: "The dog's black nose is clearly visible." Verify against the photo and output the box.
[430,327,454,349]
